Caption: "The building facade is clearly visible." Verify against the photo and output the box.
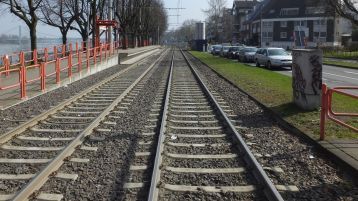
[232,0,259,44]
[243,0,353,48]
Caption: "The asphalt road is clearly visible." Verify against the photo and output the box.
[245,62,358,88]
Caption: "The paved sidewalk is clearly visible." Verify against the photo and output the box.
[319,139,358,173]
[0,46,160,109]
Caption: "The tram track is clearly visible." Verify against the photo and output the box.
[0,48,169,201]
[119,49,289,201]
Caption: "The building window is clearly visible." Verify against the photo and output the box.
[280,8,299,16]
[280,21,287,27]
[269,9,275,14]
[263,21,273,28]
[280,32,287,38]
[306,7,325,14]
[294,20,307,27]
[314,19,326,25]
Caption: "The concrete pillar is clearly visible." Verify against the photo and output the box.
[292,49,323,110]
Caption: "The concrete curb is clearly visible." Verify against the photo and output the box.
[188,51,358,182]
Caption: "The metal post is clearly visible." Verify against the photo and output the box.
[108,0,113,47]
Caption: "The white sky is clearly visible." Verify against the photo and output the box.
[0,0,233,38]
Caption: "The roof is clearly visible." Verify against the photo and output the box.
[245,0,334,23]
[233,0,259,9]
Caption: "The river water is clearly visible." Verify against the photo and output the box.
[0,39,82,56]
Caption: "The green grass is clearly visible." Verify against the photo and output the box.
[190,51,358,140]
[323,59,358,69]
[324,51,358,60]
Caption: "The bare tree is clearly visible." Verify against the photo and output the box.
[0,0,43,50]
[203,0,227,43]
[327,0,358,26]
[40,0,79,45]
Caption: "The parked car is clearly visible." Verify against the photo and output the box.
[211,45,222,55]
[254,48,292,69]
[211,45,222,56]
[238,47,258,62]
[220,46,231,57]
[228,46,244,59]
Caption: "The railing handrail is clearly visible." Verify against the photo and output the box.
[0,40,122,99]
[320,84,358,140]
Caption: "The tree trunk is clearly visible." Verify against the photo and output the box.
[122,32,128,49]
[61,31,67,45]
[29,25,37,51]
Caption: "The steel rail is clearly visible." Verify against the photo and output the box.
[0,49,163,145]
[11,48,169,201]
[148,49,174,201]
[180,49,284,201]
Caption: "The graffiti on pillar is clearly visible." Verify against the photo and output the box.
[309,55,322,95]
[292,62,307,102]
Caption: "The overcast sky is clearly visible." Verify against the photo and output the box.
[0,0,232,38]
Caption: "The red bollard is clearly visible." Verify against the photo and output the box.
[320,84,328,140]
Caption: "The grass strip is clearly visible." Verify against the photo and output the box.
[190,51,358,139]
[323,59,358,69]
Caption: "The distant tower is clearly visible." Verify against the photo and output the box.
[195,22,205,40]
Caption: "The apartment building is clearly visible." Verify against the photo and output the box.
[232,0,259,43]
[242,0,353,48]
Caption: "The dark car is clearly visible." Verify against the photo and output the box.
[227,46,244,59]
[211,45,222,56]
[238,47,258,62]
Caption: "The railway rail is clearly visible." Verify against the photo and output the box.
[0,48,168,200]
[120,49,295,200]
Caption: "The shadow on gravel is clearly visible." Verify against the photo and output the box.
[270,102,315,118]
[101,132,139,201]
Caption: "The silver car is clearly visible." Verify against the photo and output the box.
[254,48,292,69]
[238,47,258,62]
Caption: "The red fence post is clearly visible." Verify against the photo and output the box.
[76,42,79,55]
[33,49,38,65]
[93,47,97,64]
[78,50,82,72]
[56,58,60,84]
[62,44,66,57]
[40,62,46,91]
[86,48,90,70]
[100,45,103,62]
[320,84,328,140]
[19,52,27,99]
[68,53,72,78]
[54,46,58,60]
[44,48,48,62]
[4,55,10,76]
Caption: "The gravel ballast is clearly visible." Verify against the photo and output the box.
[186,51,358,200]
[37,51,171,200]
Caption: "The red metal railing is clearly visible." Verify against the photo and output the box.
[0,40,121,99]
[320,84,358,140]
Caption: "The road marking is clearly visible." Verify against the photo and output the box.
[323,72,358,81]
[344,71,358,75]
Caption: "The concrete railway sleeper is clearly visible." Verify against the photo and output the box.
[0,48,169,200]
